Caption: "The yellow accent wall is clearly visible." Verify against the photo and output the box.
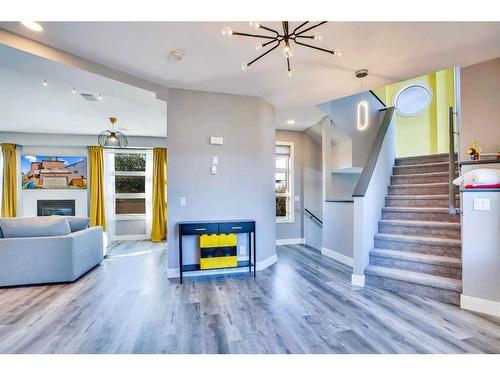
[373,68,455,157]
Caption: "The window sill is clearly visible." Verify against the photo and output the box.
[276,218,295,224]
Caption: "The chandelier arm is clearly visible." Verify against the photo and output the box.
[294,21,327,36]
[232,31,277,40]
[293,39,335,54]
[258,24,280,36]
[294,35,315,39]
[287,57,291,72]
[292,21,308,34]
[262,38,279,48]
[247,40,281,67]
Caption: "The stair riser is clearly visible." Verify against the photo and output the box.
[378,223,461,240]
[391,174,454,184]
[385,197,459,208]
[365,275,460,305]
[382,211,460,223]
[374,239,461,258]
[369,256,462,279]
[393,164,449,175]
[389,185,456,196]
[395,155,451,166]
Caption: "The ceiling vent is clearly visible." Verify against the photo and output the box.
[80,93,98,101]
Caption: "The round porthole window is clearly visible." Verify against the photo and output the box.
[393,82,433,117]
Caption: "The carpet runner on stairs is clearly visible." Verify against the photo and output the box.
[365,152,462,305]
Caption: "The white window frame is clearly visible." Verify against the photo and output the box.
[393,81,433,117]
[276,141,294,223]
[104,149,153,241]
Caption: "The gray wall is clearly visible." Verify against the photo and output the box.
[302,127,323,250]
[460,58,500,159]
[166,88,276,273]
[275,130,303,240]
[323,91,385,168]
[462,189,500,305]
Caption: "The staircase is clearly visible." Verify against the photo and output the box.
[365,153,462,305]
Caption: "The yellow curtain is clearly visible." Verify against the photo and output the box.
[1,144,17,218]
[88,146,106,230]
[151,148,167,242]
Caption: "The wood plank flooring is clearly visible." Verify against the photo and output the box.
[1,241,500,354]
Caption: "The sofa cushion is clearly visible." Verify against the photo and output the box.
[0,216,71,238]
[62,216,90,232]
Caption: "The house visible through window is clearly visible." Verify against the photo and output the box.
[276,142,294,222]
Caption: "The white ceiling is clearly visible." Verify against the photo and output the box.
[0,45,167,137]
[1,21,500,131]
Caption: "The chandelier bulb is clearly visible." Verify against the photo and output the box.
[282,44,293,58]
[241,63,249,71]
[249,21,260,29]
[313,35,323,41]
[334,49,342,58]
[288,70,292,78]
[221,26,233,38]
[256,43,263,51]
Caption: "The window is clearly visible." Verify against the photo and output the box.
[393,82,433,117]
[276,142,294,222]
[114,153,147,215]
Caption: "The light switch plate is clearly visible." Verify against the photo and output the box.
[209,136,224,145]
[211,165,217,175]
[180,197,186,206]
[294,195,300,202]
[213,156,218,165]
[473,198,490,211]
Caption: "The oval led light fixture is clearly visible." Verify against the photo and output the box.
[356,100,369,131]
[21,21,43,32]
[287,119,295,125]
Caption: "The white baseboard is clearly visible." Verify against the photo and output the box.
[351,273,365,287]
[167,253,278,279]
[321,247,354,267]
[461,294,500,318]
[276,238,305,245]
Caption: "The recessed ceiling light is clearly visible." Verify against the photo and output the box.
[42,79,48,86]
[287,119,295,125]
[169,49,184,61]
[72,87,77,94]
[21,21,43,32]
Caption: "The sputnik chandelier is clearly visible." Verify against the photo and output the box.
[221,21,340,77]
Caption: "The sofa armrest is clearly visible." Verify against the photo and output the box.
[68,226,104,279]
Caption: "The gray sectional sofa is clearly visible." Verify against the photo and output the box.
[0,216,103,287]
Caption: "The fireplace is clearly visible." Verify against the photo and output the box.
[37,200,76,216]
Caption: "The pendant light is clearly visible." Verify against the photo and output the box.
[355,69,369,131]
[98,117,128,148]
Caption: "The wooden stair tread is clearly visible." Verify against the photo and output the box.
[365,265,462,292]
[382,207,452,213]
[375,233,461,247]
[370,248,462,268]
[386,194,458,200]
[379,219,460,228]
[394,161,458,169]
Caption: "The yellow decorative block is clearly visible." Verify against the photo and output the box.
[200,234,237,248]
[200,256,238,270]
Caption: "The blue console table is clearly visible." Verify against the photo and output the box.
[178,219,256,284]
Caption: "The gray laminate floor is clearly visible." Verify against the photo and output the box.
[1,242,500,354]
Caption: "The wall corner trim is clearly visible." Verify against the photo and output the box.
[321,247,354,267]
[351,273,366,287]
[460,294,500,318]
[276,238,305,246]
[166,253,278,279]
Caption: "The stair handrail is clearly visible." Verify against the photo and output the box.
[304,208,323,226]
[353,107,395,197]
[448,106,459,215]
